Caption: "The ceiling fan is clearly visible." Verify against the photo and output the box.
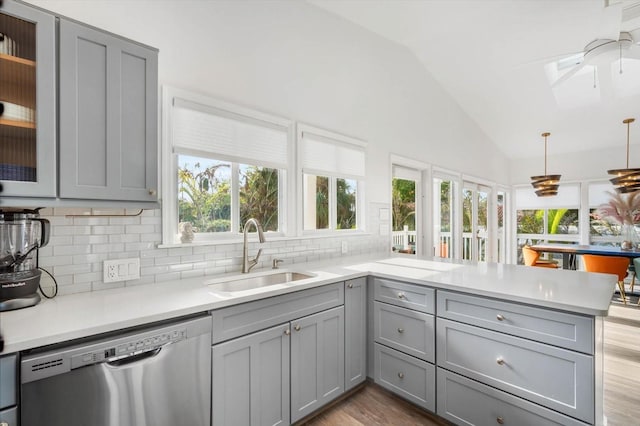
[546,1,640,88]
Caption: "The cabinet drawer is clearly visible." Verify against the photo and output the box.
[437,291,594,354]
[374,302,434,362]
[374,343,435,412]
[373,277,434,314]
[437,318,593,423]
[0,354,17,409]
[437,369,589,426]
[211,282,343,343]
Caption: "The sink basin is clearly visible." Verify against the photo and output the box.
[208,271,315,293]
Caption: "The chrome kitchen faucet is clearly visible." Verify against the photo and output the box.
[242,218,265,273]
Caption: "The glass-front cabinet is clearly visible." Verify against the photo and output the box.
[0,1,55,197]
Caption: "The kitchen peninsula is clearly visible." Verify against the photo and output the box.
[0,256,615,425]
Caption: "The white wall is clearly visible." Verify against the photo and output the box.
[509,145,640,185]
[19,0,512,294]
[27,0,509,199]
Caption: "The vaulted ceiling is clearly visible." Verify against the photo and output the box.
[309,0,640,160]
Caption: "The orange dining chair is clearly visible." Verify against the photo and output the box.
[582,255,629,305]
[522,245,559,268]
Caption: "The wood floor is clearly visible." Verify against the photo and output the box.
[302,304,640,426]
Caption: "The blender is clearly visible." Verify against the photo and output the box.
[0,208,50,311]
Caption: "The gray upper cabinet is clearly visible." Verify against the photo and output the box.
[345,277,367,391]
[59,18,158,202]
[291,306,345,423]
[0,1,56,197]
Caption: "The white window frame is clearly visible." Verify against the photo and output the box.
[297,123,367,235]
[161,86,294,245]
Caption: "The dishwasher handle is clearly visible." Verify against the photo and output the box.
[105,346,163,367]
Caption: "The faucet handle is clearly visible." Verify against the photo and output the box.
[273,258,284,269]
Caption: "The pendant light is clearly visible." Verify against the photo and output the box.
[608,118,640,194]
[530,132,561,197]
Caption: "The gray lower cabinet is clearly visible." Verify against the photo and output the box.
[59,18,158,202]
[0,354,18,425]
[374,343,435,411]
[344,277,367,391]
[438,369,589,426]
[212,323,290,426]
[291,306,345,423]
[211,284,346,426]
[436,290,597,425]
[371,277,436,412]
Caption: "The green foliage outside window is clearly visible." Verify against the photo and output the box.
[392,178,415,231]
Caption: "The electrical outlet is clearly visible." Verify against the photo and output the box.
[104,258,140,283]
[341,241,348,254]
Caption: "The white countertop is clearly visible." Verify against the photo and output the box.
[0,255,616,354]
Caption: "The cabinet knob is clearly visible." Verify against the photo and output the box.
[398,372,404,379]
[496,314,505,321]
[496,416,505,424]
[148,189,157,196]
[496,357,505,365]
[284,329,291,336]
[397,327,404,333]
[397,292,406,299]
[294,324,301,331]
[348,283,353,288]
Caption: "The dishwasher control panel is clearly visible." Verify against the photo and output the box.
[71,328,187,369]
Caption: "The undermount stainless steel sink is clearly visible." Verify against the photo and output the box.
[207,271,315,293]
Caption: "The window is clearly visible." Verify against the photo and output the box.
[433,175,457,259]
[163,87,292,243]
[298,125,366,232]
[514,184,581,265]
[391,165,420,255]
[589,181,624,246]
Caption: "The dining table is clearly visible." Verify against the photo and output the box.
[529,243,640,270]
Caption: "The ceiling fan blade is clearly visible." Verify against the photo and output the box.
[597,3,622,40]
[551,62,587,88]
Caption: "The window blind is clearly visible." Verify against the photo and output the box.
[515,183,581,209]
[300,130,366,179]
[588,181,616,207]
[172,98,288,169]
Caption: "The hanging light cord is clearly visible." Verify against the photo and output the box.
[543,132,548,175]
[626,118,631,168]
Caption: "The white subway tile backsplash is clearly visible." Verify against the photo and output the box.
[35,207,388,296]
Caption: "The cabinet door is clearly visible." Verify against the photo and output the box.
[291,306,345,423]
[345,278,366,391]
[0,1,56,197]
[212,323,290,426]
[59,18,158,202]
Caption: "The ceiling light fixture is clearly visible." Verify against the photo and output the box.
[608,118,640,193]
[530,132,561,197]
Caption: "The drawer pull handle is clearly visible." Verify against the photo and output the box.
[398,372,405,379]
[397,292,406,299]
[496,416,505,424]
[284,329,291,336]
[496,358,505,365]
[397,327,404,333]
[348,283,353,288]
[294,325,301,331]
[496,314,505,321]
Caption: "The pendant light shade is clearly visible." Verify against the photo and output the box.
[608,118,640,194]
[530,132,561,197]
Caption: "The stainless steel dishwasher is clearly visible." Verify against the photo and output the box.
[20,315,212,426]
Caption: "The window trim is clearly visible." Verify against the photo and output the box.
[297,123,367,235]
[162,86,293,244]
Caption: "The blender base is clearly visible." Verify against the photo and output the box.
[0,293,40,312]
